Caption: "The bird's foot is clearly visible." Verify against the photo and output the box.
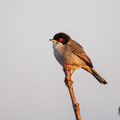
[63,64,68,72]
[63,64,72,72]
[63,65,76,78]
[70,69,75,77]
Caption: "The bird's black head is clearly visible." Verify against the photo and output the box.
[53,32,70,45]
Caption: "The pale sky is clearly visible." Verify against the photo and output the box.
[0,0,120,120]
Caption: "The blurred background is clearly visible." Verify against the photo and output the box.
[0,0,120,120]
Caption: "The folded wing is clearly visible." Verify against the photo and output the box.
[68,40,93,68]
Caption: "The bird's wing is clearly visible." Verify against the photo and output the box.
[68,40,93,68]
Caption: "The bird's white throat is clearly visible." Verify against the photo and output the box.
[52,42,65,66]
[52,42,64,55]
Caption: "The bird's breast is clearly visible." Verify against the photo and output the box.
[52,43,65,66]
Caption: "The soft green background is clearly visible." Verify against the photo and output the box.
[0,0,120,120]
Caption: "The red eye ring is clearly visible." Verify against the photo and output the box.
[59,38,63,42]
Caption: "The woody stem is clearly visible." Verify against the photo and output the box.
[64,67,82,120]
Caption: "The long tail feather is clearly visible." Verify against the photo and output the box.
[90,68,107,84]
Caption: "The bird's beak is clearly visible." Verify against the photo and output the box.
[49,39,57,43]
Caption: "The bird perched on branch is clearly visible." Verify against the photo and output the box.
[50,32,107,84]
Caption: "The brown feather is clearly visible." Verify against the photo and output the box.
[67,39,93,68]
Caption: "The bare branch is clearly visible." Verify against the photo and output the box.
[64,67,82,120]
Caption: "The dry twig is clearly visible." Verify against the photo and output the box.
[64,67,82,120]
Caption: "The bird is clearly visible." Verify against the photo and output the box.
[50,32,107,84]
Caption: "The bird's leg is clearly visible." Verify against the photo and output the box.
[63,65,76,77]
[63,64,72,81]
[70,69,75,77]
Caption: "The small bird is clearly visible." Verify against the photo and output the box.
[50,32,107,84]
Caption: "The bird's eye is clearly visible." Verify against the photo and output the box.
[59,38,63,42]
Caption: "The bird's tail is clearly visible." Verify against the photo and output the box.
[90,68,107,84]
